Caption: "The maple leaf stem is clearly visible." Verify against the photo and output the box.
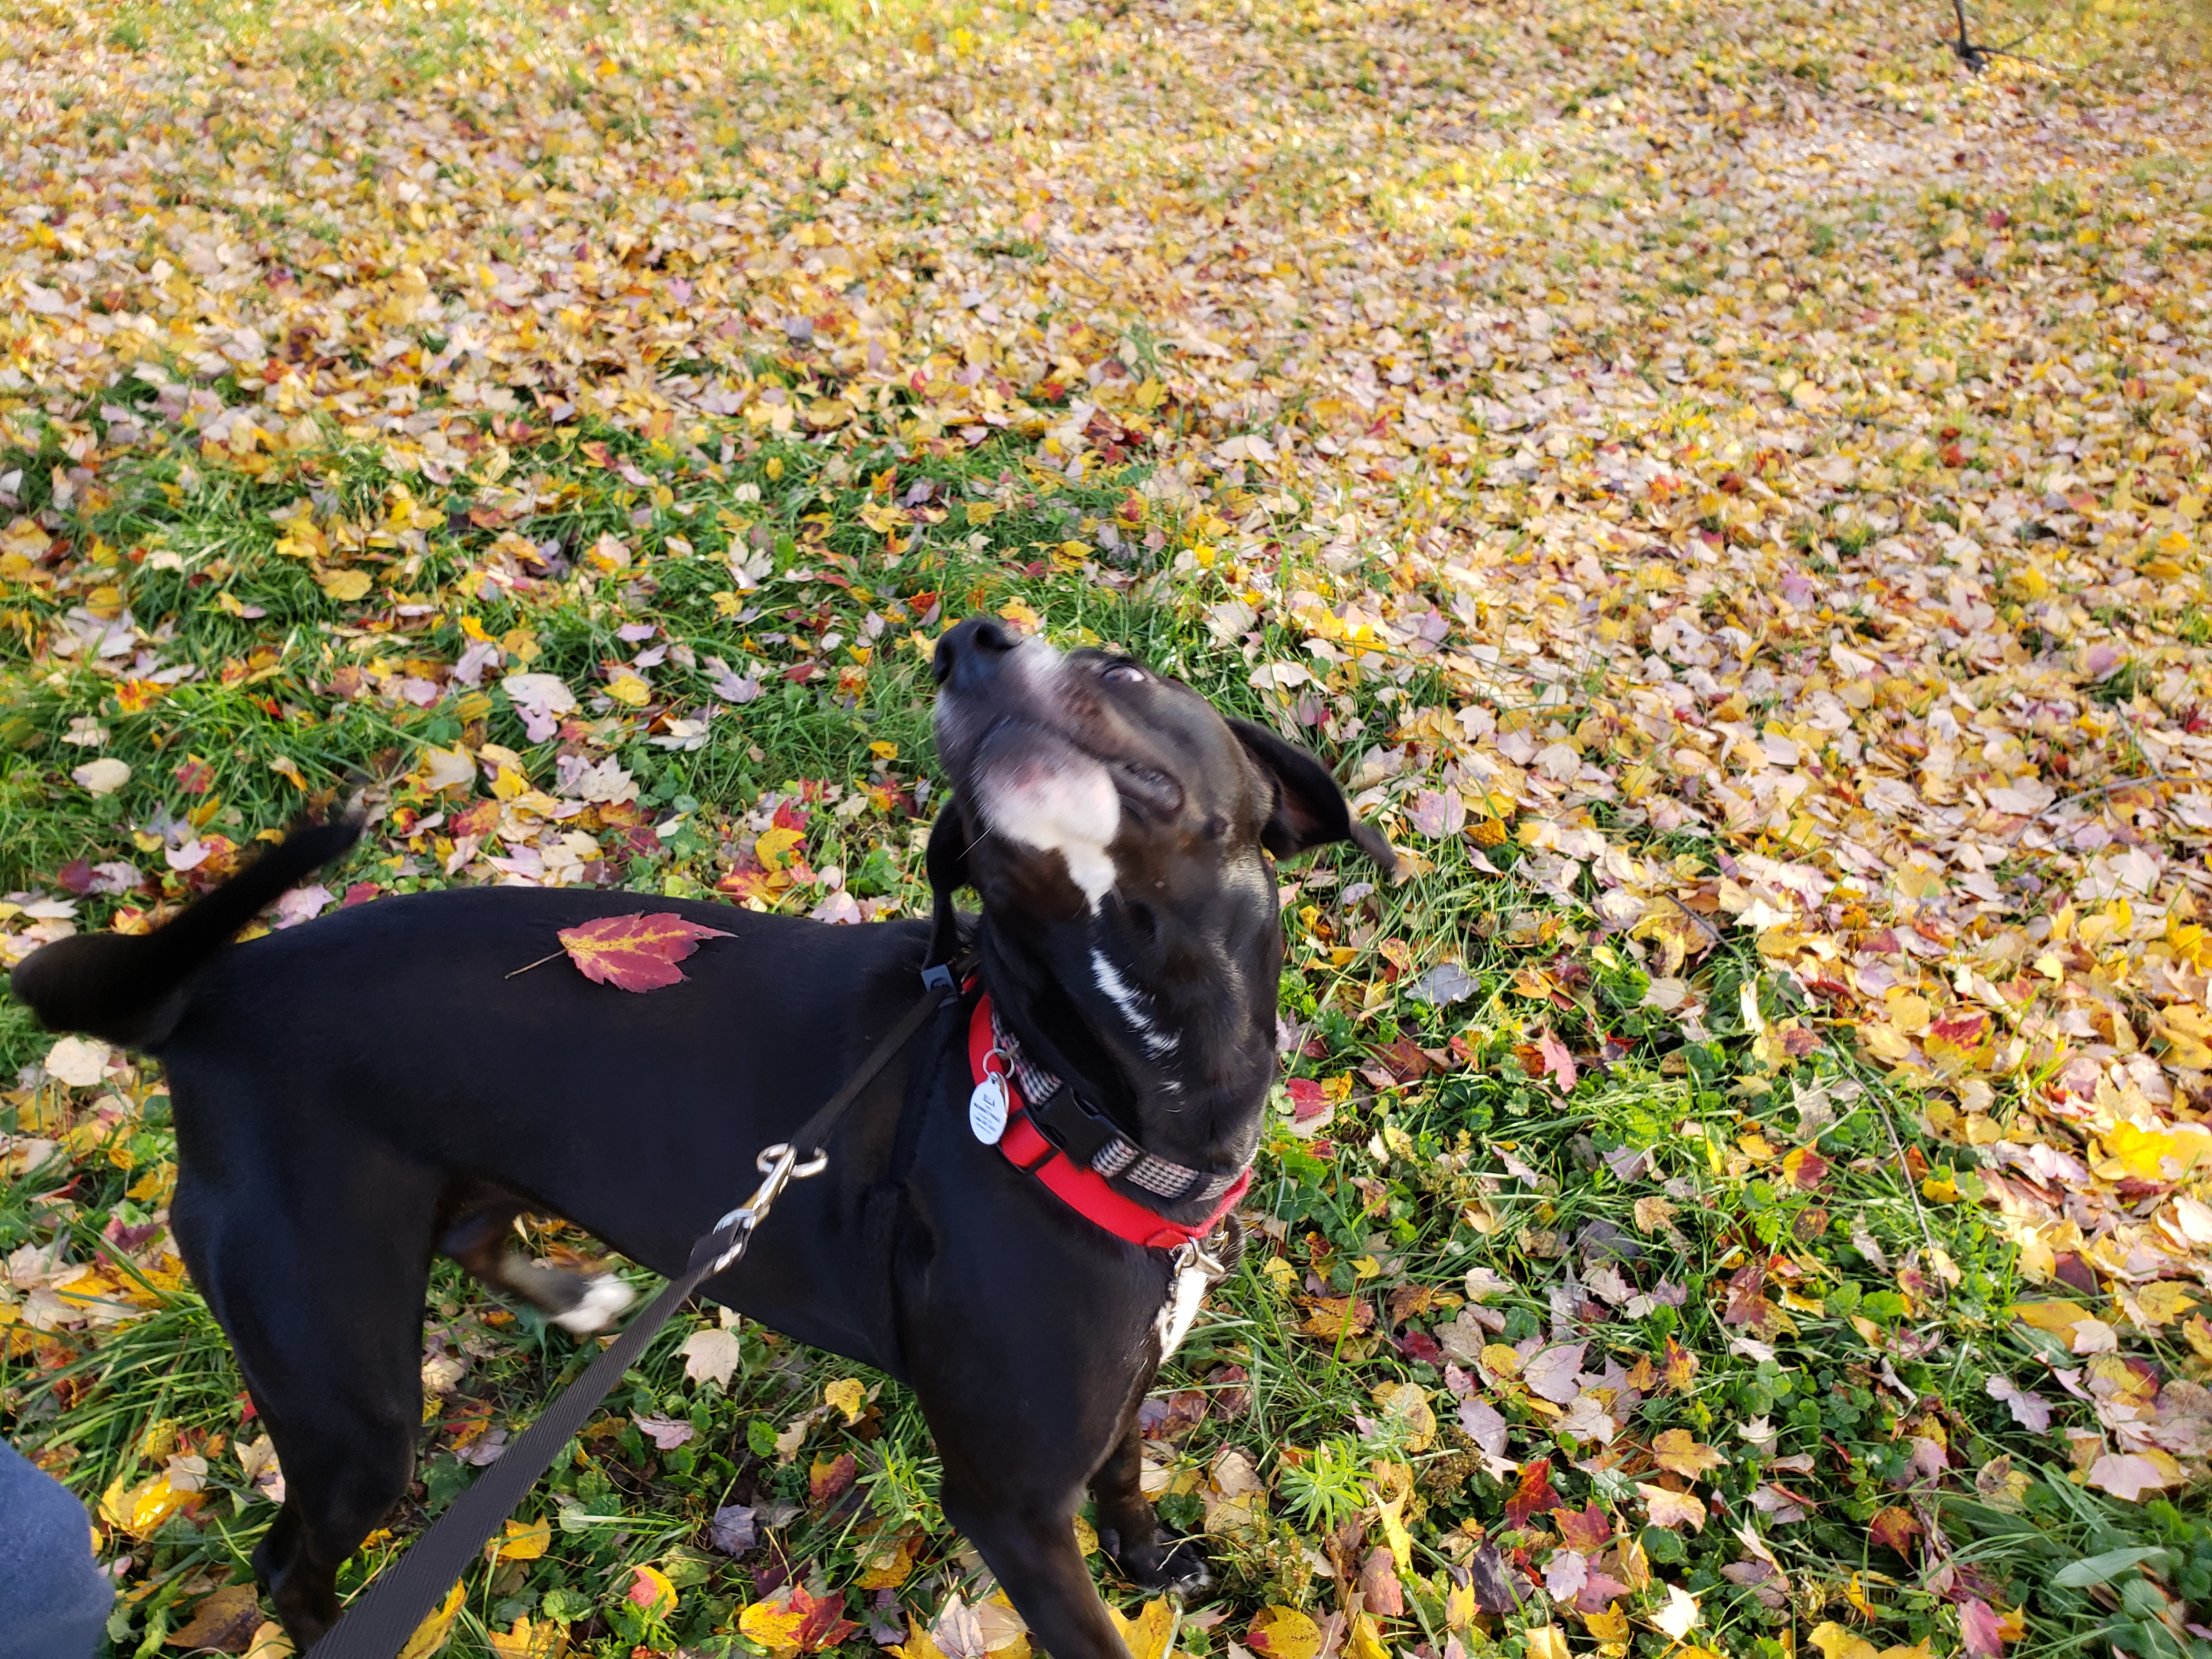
[504,950,565,980]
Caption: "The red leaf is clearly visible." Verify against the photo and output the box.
[1959,1599,2004,1659]
[556,911,733,992]
[1551,1501,1614,1555]
[1723,1260,1778,1329]
[1358,1547,1404,1616]
[1870,1505,1923,1557]
[787,1582,859,1652]
[809,1451,856,1509]
[1537,1028,1577,1094]
[1285,1077,1330,1121]
[1504,1457,1561,1529]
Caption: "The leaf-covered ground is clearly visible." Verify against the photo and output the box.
[5,0,2212,1655]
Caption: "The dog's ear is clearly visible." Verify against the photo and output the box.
[924,793,973,964]
[1229,718,1401,876]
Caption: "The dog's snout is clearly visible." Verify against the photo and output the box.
[933,616,1021,689]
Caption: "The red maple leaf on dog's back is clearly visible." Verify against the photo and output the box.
[556,912,732,991]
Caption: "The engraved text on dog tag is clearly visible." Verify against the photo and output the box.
[968,1074,1009,1144]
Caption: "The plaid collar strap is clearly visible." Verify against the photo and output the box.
[966,989,1251,1251]
[989,1002,1245,1203]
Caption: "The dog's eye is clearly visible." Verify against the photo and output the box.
[1099,661,1144,684]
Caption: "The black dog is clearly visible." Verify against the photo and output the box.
[14,617,1396,1655]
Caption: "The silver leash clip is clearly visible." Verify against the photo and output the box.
[709,1141,831,1272]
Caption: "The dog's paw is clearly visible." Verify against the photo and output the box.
[552,1273,636,1334]
[1118,1538,1212,1596]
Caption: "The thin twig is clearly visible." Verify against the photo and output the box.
[505,949,563,979]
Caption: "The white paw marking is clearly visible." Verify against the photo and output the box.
[554,1274,635,1334]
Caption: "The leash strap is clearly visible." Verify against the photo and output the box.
[309,951,972,1659]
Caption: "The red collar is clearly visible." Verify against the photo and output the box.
[968,991,1250,1250]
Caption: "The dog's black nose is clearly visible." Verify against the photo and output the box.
[933,616,1019,689]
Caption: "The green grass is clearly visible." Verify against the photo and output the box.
[2,405,2205,1659]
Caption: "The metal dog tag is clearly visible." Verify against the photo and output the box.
[968,1074,1009,1144]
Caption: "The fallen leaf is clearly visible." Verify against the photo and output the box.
[1984,1374,2051,1434]
[1109,1600,1177,1659]
[823,1377,867,1423]
[1506,1459,1564,1528]
[71,757,130,795]
[1651,1584,1700,1641]
[1869,1506,1922,1556]
[1637,1483,1708,1532]
[682,1325,742,1387]
[496,1516,551,1561]
[166,1585,263,1652]
[2087,1452,2177,1502]
[1652,1428,1726,1480]
[399,1583,466,1659]
[634,1412,695,1450]
[554,911,733,991]
[1959,1599,2004,1659]
[1246,1607,1322,1659]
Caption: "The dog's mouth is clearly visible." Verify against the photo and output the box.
[935,632,1187,822]
[968,714,1186,817]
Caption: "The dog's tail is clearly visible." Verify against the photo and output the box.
[10,812,365,1049]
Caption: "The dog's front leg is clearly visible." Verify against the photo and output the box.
[1089,1403,1210,1596]
[905,1278,1157,1659]
[938,1468,1135,1659]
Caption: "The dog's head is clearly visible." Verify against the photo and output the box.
[927,616,1397,1171]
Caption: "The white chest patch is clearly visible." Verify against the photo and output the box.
[1154,1258,1211,1361]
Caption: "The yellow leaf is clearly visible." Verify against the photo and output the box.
[1810,1623,1880,1659]
[100,1473,187,1537]
[1583,1606,1631,1641]
[1652,1427,1726,1480]
[1480,1343,1522,1379]
[2012,1300,2089,1336]
[1369,1381,1436,1453]
[605,673,651,707]
[2131,1282,2199,1327]
[755,826,805,871]
[2154,1006,2212,1069]
[1372,1488,1414,1572]
[1248,1606,1323,1659]
[1637,1482,1708,1532]
[487,1616,568,1659]
[824,1378,867,1423]
[245,1622,296,1659]
[627,1565,678,1616]
[2101,1121,2212,1182]
[1523,1628,1568,1659]
[398,1582,466,1659]
[997,598,1041,632]
[1107,1599,1177,1659]
[741,1599,808,1656]
[318,568,373,602]
[497,1516,551,1561]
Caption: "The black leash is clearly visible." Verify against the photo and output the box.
[309,953,972,1659]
